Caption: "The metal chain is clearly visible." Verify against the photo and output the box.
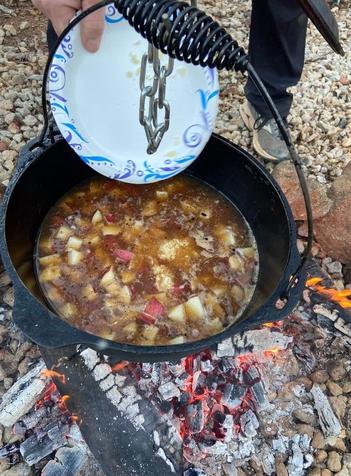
[138,1,196,154]
[139,38,174,154]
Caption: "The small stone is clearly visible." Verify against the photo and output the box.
[309,469,321,476]
[19,21,29,31]
[328,362,346,382]
[1,463,31,476]
[294,377,313,391]
[0,141,9,152]
[310,370,329,384]
[296,424,314,438]
[327,381,343,396]
[312,430,326,449]
[315,450,328,463]
[3,378,13,390]
[335,469,349,476]
[328,438,347,453]
[293,409,316,425]
[1,150,16,162]
[23,115,37,127]
[321,470,333,476]
[329,396,347,419]
[343,382,351,393]
[326,261,343,275]
[276,461,288,476]
[2,100,13,111]
[327,451,342,472]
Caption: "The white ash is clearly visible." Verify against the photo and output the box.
[0,360,45,427]
[217,338,235,357]
[105,387,122,406]
[99,374,115,392]
[156,447,176,473]
[80,348,99,370]
[232,328,293,353]
[313,303,339,321]
[311,384,342,437]
[92,363,111,381]
[158,381,181,400]
[239,410,259,438]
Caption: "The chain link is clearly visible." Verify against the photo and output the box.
[138,2,196,154]
[139,38,174,154]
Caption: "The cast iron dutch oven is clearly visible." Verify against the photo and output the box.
[0,0,311,362]
[0,131,306,362]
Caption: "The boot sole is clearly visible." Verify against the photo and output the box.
[239,102,285,163]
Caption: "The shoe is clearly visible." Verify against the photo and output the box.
[240,100,290,162]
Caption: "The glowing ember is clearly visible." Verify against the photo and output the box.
[41,369,66,384]
[111,361,129,372]
[38,370,81,425]
[307,277,351,309]
[262,321,283,329]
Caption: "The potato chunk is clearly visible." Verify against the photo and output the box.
[168,304,186,323]
[142,325,159,344]
[102,225,121,236]
[67,250,82,266]
[40,266,61,282]
[214,226,236,247]
[81,284,97,301]
[185,296,205,321]
[231,284,245,303]
[100,268,115,288]
[39,254,60,266]
[229,255,244,273]
[56,226,72,241]
[142,200,158,217]
[67,236,83,250]
[92,209,103,224]
[168,336,186,344]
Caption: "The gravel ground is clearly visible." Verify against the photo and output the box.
[0,0,350,186]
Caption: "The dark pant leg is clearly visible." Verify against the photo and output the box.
[244,0,308,119]
[47,22,58,54]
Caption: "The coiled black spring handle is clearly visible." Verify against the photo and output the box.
[37,0,313,297]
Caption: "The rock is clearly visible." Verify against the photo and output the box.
[343,454,351,470]
[296,424,314,438]
[314,163,351,264]
[328,438,347,453]
[1,463,31,476]
[335,469,349,476]
[327,451,342,472]
[329,396,347,419]
[293,409,316,425]
[327,381,343,396]
[328,362,346,382]
[276,461,288,476]
[309,469,321,476]
[321,470,333,476]
[310,370,329,384]
[312,430,326,449]
[326,261,343,276]
[315,450,328,463]
[343,382,351,393]
[272,162,332,220]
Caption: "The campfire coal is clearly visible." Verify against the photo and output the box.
[0,262,351,475]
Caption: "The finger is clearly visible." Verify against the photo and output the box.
[81,0,105,53]
[50,6,77,36]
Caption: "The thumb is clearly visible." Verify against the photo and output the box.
[81,0,105,53]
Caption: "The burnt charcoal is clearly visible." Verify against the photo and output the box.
[293,343,316,372]
[200,360,214,373]
[213,410,226,423]
[20,422,69,466]
[222,383,246,407]
[193,373,206,395]
[13,421,27,436]
[175,372,189,386]
[159,400,173,414]
[179,392,191,405]
[218,358,236,373]
[205,374,218,390]
[151,363,161,385]
[243,366,261,386]
[0,443,20,459]
[251,381,269,410]
[184,468,207,476]
[186,401,204,434]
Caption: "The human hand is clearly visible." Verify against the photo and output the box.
[32,0,105,52]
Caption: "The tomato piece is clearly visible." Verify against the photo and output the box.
[103,235,119,253]
[105,213,119,223]
[144,297,165,319]
[113,249,134,264]
[138,313,156,325]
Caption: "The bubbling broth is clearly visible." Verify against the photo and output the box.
[36,175,258,346]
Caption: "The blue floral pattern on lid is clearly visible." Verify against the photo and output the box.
[48,5,219,184]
